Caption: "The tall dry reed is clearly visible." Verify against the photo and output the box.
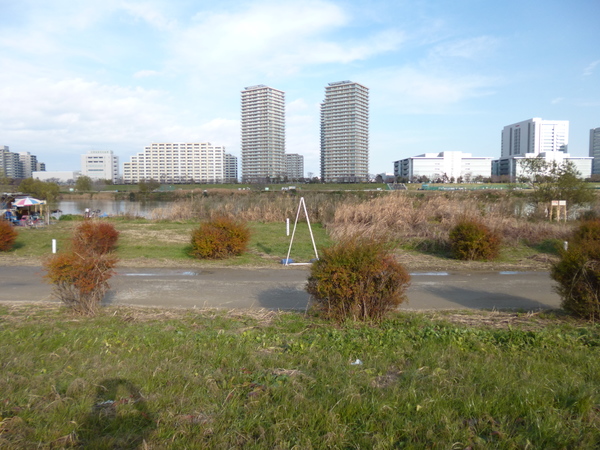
[327,192,574,247]
[148,191,386,224]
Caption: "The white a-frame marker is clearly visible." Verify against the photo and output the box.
[284,196,319,266]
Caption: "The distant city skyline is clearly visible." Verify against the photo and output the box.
[1,1,599,176]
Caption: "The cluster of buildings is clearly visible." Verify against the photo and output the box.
[94,80,368,184]
[395,119,600,182]
[3,80,600,185]
[1,146,45,179]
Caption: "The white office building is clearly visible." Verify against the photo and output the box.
[81,150,119,182]
[33,171,81,183]
[241,85,286,182]
[492,151,593,180]
[394,151,492,182]
[122,143,225,184]
[590,127,600,175]
[495,118,569,177]
[320,81,369,183]
[285,153,304,180]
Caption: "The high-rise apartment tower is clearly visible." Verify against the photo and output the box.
[241,85,285,183]
[590,127,600,175]
[320,81,369,183]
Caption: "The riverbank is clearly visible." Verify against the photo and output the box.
[1,303,598,448]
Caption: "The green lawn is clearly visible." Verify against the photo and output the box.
[1,305,599,448]
[7,219,332,266]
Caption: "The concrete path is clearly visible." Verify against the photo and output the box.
[0,266,561,311]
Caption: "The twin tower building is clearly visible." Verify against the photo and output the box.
[241,81,369,183]
[122,81,369,184]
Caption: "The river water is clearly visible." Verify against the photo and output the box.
[56,199,172,218]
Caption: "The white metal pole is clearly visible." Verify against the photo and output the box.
[286,218,290,236]
[285,198,303,265]
[302,197,319,260]
[52,239,57,254]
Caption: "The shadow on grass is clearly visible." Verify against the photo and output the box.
[256,242,273,254]
[77,378,155,448]
[9,240,25,250]
[528,238,563,255]
[402,239,453,259]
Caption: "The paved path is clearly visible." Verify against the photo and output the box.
[0,266,561,311]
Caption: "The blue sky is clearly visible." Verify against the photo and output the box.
[1,0,599,177]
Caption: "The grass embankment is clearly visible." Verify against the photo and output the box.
[1,305,599,448]
[6,220,330,266]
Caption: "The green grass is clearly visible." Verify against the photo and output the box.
[1,305,599,448]
[6,220,332,266]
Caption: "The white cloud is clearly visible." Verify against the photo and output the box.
[168,1,403,82]
[133,70,162,78]
[583,60,600,76]
[121,1,177,31]
[0,68,207,165]
[429,36,499,60]
[366,66,497,114]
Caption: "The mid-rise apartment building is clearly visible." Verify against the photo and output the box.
[81,150,119,182]
[122,143,225,184]
[241,85,286,182]
[590,127,600,175]
[320,81,369,183]
[285,153,304,180]
[1,146,45,178]
[224,153,238,183]
[394,152,492,182]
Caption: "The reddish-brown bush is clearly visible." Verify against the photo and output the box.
[449,219,501,261]
[551,219,600,319]
[190,216,250,259]
[0,219,18,252]
[44,252,117,315]
[306,238,411,322]
[72,220,119,255]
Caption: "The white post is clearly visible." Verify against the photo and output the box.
[52,239,57,254]
[286,218,290,236]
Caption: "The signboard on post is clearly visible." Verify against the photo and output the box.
[550,200,567,221]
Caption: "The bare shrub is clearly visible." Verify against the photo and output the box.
[44,252,117,316]
[449,218,501,261]
[551,219,600,319]
[0,219,18,251]
[306,238,410,322]
[44,220,119,315]
[72,220,119,255]
[190,216,250,259]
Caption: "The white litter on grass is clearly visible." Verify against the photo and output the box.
[350,359,363,366]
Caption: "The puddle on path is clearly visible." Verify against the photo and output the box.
[122,272,199,277]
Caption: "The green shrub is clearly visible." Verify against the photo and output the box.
[449,219,501,261]
[72,220,119,255]
[190,216,250,259]
[0,220,18,251]
[551,219,600,320]
[306,238,410,322]
[44,252,117,316]
[59,214,84,221]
